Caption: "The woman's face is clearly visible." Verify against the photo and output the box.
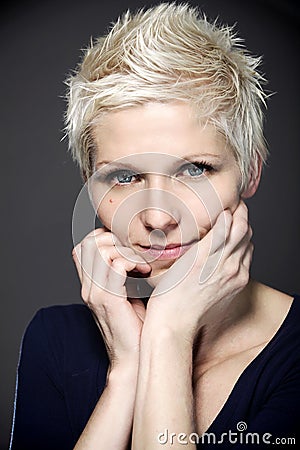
[91,102,241,279]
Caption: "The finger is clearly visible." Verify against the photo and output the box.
[94,231,122,247]
[106,257,137,295]
[156,210,230,286]
[90,244,111,291]
[233,199,248,220]
[197,209,233,258]
[222,204,250,257]
[196,210,236,284]
[217,227,252,281]
[81,228,122,251]
[232,242,253,289]
[81,234,112,299]
[210,209,233,255]
[242,242,254,271]
[135,262,152,274]
[92,231,150,272]
[234,225,253,252]
[72,228,108,283]
[98,245,151,274]
[99,245,149,265]
[80,227,107,241]
[81,233,99,282]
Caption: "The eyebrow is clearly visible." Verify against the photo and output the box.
[95,153,223,169]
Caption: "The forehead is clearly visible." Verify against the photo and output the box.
[92,102,228,162]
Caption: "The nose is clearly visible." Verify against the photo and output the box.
[142,207,178,232]
[140,177,179,231]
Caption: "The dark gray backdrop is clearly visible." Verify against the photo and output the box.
[1,0,299,448]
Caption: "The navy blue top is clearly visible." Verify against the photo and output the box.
[10,296,300,449]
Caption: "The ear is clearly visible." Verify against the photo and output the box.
[241,156,263,199]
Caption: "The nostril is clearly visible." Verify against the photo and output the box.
[142,208,178,232]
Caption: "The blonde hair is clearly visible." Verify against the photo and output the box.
[65,2,268,190]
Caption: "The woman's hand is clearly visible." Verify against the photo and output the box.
[145,200,253,343]
[72,231,151,450]
[72,228,151,371]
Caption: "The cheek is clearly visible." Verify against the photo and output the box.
[190,201,211,236]
[219,185,240,214]
[97,197,116,229]
[97,194,138,244]
[182,186,220,234]
[188,179,240,233]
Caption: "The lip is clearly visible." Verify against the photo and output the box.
[137,241,196,260]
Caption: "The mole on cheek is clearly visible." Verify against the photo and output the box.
[109,198,113,204]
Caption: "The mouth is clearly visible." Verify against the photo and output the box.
[137,241,197,261]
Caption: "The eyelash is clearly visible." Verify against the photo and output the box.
[178,161,214,178]
[100,161,215,186]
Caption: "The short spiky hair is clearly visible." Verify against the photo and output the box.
[65,2,268,190]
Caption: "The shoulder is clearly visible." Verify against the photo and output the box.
[31,303,96,331]
[23,304,106,366]
[250,280,298,336]
[26,304,97,342]
[253,287,300,385]
[243,282,300,380]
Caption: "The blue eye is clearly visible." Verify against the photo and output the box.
[180,162,213,178]
[186,164,204,177]
[109,170,138,185]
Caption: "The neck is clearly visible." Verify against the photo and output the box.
[193,279,257,365]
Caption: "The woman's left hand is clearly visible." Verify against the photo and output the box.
[144,200,253,344]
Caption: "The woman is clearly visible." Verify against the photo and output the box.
[10,3,300,449]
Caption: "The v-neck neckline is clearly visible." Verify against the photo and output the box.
[205,294,298,433]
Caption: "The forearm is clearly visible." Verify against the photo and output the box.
[74,365,137,450]
[132,325,196,450]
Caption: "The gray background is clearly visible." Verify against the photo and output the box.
[1,0,299,448]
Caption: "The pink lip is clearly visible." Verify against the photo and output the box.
[138,242,195,260]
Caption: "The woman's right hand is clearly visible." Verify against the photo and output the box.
[72,228,151,372]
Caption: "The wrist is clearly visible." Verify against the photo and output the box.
[144,301,200,345]
[107,360,139,389]
[141,321,194,358]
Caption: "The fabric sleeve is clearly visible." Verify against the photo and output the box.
[10,309,76,450]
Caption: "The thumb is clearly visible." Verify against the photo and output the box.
[197,209,232,284]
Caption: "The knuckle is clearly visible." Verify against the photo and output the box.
[213,226,226,245]
[248,226,253,239]
[72,243,81,258]
[94,231,112,242]
[226,259,240,278]
[240,200,248,215]
[87,228,105,239]
[81,237,93,251]
[237,218,249,237]
[239,269,250,287]
[117,246,132,258]
[95,231,116,246]
[86,289,102,310]
[98,247,110,262]
[81,285,89,302]
[111,258,125,273]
